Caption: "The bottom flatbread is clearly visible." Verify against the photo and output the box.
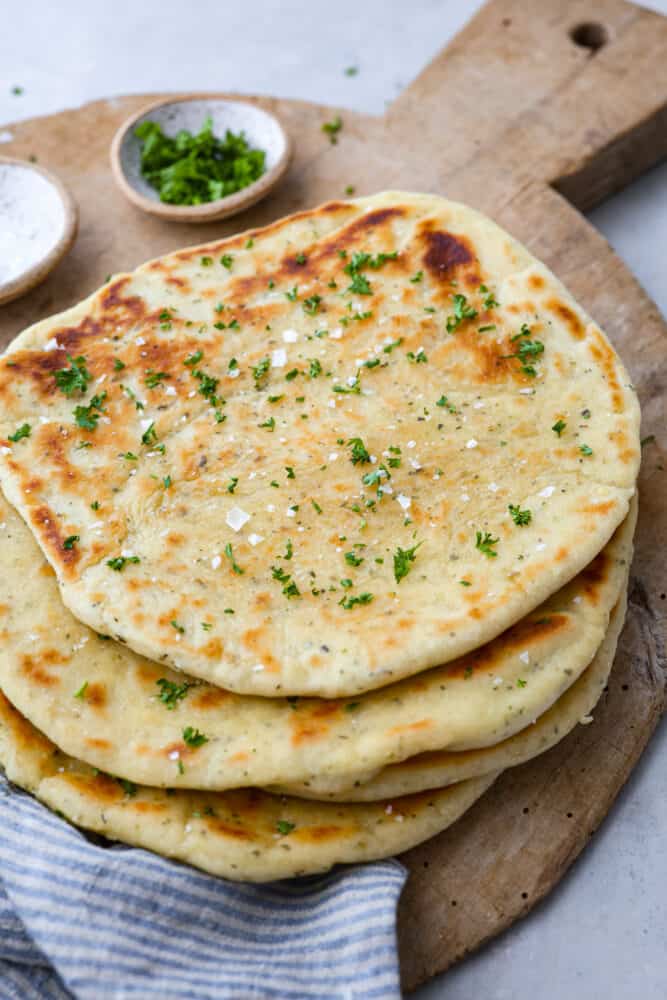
[276,587,627,801]
[0,689,495,882]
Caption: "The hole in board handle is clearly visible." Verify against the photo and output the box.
[569,22,608,51]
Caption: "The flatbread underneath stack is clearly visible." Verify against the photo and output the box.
[0,492,634,791]
[276,590,627,801]
[0,192,640,697]
[0,690,495,882]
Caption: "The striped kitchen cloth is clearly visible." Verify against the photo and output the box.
[0,775,407,1000]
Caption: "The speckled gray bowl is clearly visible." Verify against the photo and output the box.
[110,96,292,222]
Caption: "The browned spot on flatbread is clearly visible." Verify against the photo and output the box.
[295,825,347,843]
[290,701,342,746]
[421,227,474,280]
[205,817,255,841]
[20,649,67,687]
[241,627,281,673]
[386,719,434,737]
[546,297,585,340]
[85,737,112,751]
[62,771,123,804]
[528,274,545,290]
[129,801,169,814]
[30,505,81,573]
[191,686,229,710]
[85,682,107,710]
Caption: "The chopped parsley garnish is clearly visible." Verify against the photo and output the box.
[8,423,31,443]
[252,357,270,385]
[386,445,401,468]
[90,500,100,510]
[311,499,322,514]
[200,256,213,267]
[308,358,322,378]
[134,116,266,205]
[517,678,527,688]
[285,466,295,480]
[303,294,322,315]
[271,564,300,598]
[55,355,92,397]
[552,419,567,437]
[141,422,158,445]
[170,619,185,633]
[393,542,421,583]
[475,531,499,558]
[295,252,307,265]
[339,592,374,609]
[220,254,234,270]
[113,358,126,371]
[410,271,423,283]
[322,115,342,143]
[156,677,195,709]
[226,477,238,493]
[144,370,169,388]
[276,820,296,835]
[345,550,364,567]
[459,579,471,587]
[479,284,499,310]
[74,392,107,431]
[107,555,140,571]
[407,347,427,364]
[123,452,138,461]
[182,726,209,749]
[580,444,593,456]
[63,535,80,550]
[478,325,496,333]
[333,377,361,395]
[259,416,275,431]
[118,778,138,797]
[74,681,88,699]
[184,350,203,367]
[286,286,299,302]
[446,293,478,333]
[347,437,371,465]
[508,504,532,526]
[163,475,172,489]
[436,395,457,413]
[224,542,244,574]
[382,338,403,354]
[347,272,372,296]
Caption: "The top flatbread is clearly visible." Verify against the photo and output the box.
[0,192,639,696]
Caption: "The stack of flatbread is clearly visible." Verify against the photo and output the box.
[0,192,639,880]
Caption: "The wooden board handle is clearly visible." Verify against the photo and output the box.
[387,0,667,208]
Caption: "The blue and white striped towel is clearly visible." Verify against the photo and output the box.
[0,775,407,999]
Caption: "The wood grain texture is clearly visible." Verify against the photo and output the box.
[0,0,665,991]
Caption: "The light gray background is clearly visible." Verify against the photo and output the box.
[1,2,666,997]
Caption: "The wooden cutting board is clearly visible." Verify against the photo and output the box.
[1,0,666,991]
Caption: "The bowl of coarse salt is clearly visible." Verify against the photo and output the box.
[0,156,78,306]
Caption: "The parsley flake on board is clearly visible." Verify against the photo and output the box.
[393,542,421,583]
[508,504,532,526]
[55,355,92,397]
[182,726,209,749]
[322,116,343,143]
[8,423,31,443]
[134,116,266,205]
[475,531,499,558]
[156,678,195,709]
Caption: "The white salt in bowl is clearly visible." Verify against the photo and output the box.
[0,157,78,306]
[110,95,292,223]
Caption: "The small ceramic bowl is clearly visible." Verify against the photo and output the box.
[0,156,78,306]
[110,96,292,222]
